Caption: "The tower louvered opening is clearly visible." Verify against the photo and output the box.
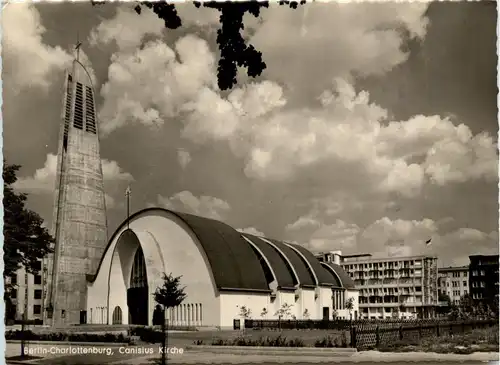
[85,86,96,134]
[63,75,73,150]
[74,83,84,130]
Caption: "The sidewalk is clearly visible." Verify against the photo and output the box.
[110,349,499,364]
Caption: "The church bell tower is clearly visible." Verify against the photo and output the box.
[44,46,108,326]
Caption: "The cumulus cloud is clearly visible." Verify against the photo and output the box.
[184,78,497,198]
[89,7,164,52]
[2,3,72,90]
[237,227,265,237]
[156,191,231,221]
[97,34,216,136]
[14,153,133,209]
[249,2,430,94]
[286,213,498,266]
[177,149,191,169]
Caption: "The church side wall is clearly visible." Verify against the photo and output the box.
[219,292,269,328]
[318,287,333,319]
[300,288,316,319]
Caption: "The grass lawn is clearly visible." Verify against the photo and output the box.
[378,325,499,354]
[168,329,350,347]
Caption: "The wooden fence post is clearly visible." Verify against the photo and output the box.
[418,323,422,340]
[375,326,380,348]
[351,326,357,348]
[399,325,403,341]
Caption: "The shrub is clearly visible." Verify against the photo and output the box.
[5,330,129,343]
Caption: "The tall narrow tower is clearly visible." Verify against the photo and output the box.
[44,49,108,326]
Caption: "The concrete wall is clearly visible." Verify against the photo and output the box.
[87,210,220,326]
[220,292,269,328]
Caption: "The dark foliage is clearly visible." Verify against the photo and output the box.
[123,1,306,90]
[3,162,54,280]
[5,330,129,343]
[153,272,187,309]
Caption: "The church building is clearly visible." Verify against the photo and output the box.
[44,50,358,328]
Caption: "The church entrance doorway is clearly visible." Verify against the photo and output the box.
[127,246,149,325]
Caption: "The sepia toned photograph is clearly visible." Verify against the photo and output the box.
[2,1,499,364]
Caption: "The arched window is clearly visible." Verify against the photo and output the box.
[112,306,123,325]
[130,247,147,288]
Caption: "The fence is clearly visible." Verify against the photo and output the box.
[245,318,497,350]
[352,318,497,350]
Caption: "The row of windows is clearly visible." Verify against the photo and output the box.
[9,289,43,300]
[343,260,422,271]
[448,271,468,278]
[10,274,42,285]
[472,270,486,276]
[471,281,486,288]
[441,280,467,287]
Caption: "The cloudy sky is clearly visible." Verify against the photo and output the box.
[3,1,498,267]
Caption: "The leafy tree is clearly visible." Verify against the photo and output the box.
[3,162,54,285]
[275,302,293,320]
[437,292,452,316]
[237,305,252,319]
[345,297,355,320]
[93,0,306,90]
[458,293,474,318]
[153,272,187,365]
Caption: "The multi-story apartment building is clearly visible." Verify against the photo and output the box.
[469,254,499,306]
[6,260,46,323]
[438,266,469,305]
[338,254,439,319]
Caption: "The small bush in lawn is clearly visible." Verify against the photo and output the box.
[211,338,225,346]
[267,335,287,347]
[314,335,335,348]
[286,338,305,347]
[193,339,204,345]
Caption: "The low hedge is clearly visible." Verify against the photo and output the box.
[5,330,130,343]
[207,334,349,348]
[129,327,163,343]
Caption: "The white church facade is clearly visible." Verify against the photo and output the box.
[86,208,359,328]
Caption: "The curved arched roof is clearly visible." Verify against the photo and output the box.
[320,263,342,287]
[243,234,297,290]
[89,207,355,292]
[321,262,356,290]
[263,238,316,287]
[89,208,270,292]
[285,242,338,287]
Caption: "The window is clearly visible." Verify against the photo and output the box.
[34,275,42,285]
[11,275,17,285]
[480,270,485,276]
[463,281,467,287]
[33,305,41,315]
[480,282,485,288]
[463,272,467,277]
[33,261,42,272]
[464,290,467,295]
[447,282,449,287]
[11,289,17,299]
[472,271,478,276]
[34,289,42,300]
